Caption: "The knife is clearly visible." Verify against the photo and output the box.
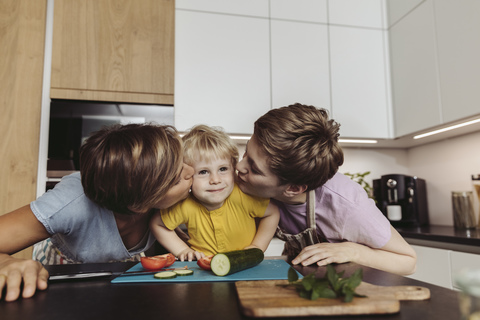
[117,265,190,277]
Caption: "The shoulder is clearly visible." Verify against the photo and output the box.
[162,194,200,215]
[318,172,368,204]
[230,184,269,205]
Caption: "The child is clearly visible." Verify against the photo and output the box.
[0,123,194,301]
[150,125,280,261]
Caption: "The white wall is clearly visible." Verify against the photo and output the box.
[407,131,480,226]
[342,131,480,226]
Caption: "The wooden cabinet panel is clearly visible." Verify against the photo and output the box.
[0,0,47,259]
[51,0,174,104]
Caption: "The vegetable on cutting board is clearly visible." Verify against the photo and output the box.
[197,255,213,271]
[154,269,194,279]
[282,265,366,302]
[211,248,264,276]
[140,256,168,271]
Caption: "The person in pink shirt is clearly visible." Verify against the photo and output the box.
[236,103,416,276]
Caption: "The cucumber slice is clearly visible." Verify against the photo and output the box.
[154,271,177,279]
[174,269,194,276]
[211,248,264,277]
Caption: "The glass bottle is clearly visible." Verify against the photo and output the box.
[472,175,480,227]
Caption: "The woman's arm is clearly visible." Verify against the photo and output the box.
[291,226,417,276]
[247,202,280,252]
[150,213,203,261]
[0,205,51,301]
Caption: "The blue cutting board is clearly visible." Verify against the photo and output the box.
[111,259,301,283]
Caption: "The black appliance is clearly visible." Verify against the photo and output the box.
[373,174,429,227]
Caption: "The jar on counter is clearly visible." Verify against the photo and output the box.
[473,175,480,227]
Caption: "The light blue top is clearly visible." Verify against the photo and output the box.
[30,172,156,263]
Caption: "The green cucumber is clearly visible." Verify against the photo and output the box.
[154,271,177,279]
[174,269,194,276]
[211,248,264,276]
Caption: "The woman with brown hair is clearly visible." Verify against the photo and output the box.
[0,123,194,301]
[236,103,417,276]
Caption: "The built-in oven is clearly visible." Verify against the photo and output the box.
[46,99,174,190]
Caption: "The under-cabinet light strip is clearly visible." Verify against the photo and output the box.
[338,139,378,144]
[413,118,480,140]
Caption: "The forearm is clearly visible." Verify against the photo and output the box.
[151,226,191,256]
[345,242,417,275]
[249,214,280,252]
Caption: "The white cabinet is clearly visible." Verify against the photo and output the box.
[388,0,441,137]
[433,0,480,123]
[451,251,480,290]
[270,20,331,113]
[329,0,385,28]
[388,0,480,137]
[176,0,269,17]
[407,243,480,290]
[408,245,453,289]
[329,26,392,139]
[175,1,393,138]
[174,10,271,134]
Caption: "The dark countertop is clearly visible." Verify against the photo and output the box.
[0,260,461,320]
[397,225,480,251]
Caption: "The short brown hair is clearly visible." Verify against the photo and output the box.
[254,103,344,190]
[182,124,239,169]
[80,123,183,215]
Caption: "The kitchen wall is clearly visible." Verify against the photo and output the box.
[237,129,480,227]
[342,131,480,226]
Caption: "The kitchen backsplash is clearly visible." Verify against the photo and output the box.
[237,129,480,227]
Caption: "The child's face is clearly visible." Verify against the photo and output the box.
[191,156,235,211]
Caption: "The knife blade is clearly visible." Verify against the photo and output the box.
[117,265,189,277]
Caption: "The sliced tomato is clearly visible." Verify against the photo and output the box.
[158,253,176,267]
[197,255,213,271]
[140,256,167,271]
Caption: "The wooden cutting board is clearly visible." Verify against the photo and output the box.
[235,280,430,317]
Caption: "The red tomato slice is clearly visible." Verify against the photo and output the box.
[140,256,168,271]
[158,253,176,267]
[197,255,213,271]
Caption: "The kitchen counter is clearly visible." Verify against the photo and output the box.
[0,260,462,320]
[397,224,480,254]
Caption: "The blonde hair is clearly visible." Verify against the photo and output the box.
[80,123,183,215]
[182,124,239,169]
[254,103,344,190]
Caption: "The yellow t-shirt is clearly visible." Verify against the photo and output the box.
[160,184,270,256]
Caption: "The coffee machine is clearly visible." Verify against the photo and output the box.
[373,174,429,227]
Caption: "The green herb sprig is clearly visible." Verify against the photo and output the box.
[286,265,366,303]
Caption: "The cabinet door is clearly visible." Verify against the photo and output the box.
[434,0,480,123]
[389,0,441,137]
[176,0,268,17]
[270,20,330,112]
[51,0,174,105]
[407,245,452,289]
[450,251,480,290]
[0,0,47,259]
[174,10,270,134]
[329,26,392,139]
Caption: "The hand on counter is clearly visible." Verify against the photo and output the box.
[0,254,49,301]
